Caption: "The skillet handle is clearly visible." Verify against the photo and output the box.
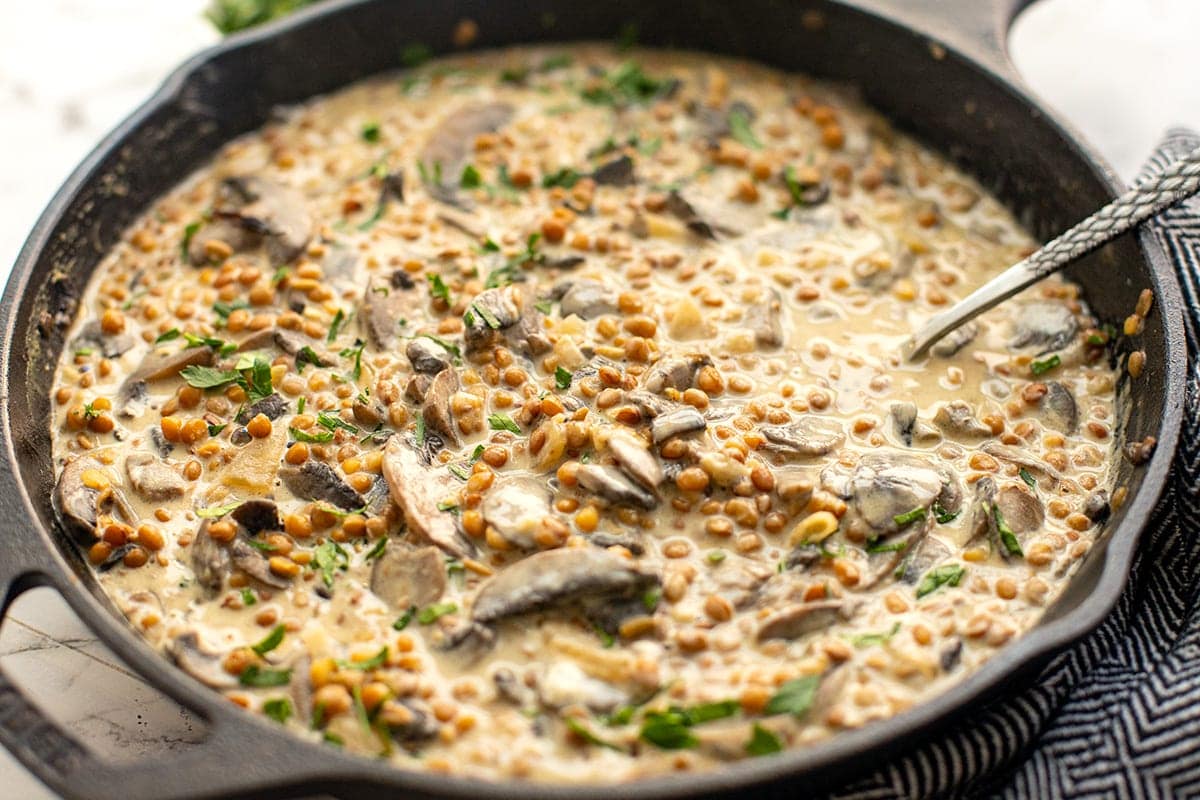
[844,0,1035,84]
[0,544,361,799]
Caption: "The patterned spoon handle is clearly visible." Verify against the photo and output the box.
[907,145,1200,360]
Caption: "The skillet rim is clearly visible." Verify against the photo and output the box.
[0,1,1185,797]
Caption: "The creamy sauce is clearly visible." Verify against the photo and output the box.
[49,45,1126,782]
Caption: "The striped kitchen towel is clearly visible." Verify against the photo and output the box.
[826,128,1200,800]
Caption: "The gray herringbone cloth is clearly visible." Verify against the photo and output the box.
[825,129,1200,800]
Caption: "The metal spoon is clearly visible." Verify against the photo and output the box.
[906,146,1200,360]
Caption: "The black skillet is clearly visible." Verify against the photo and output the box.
[0,1,1185,798]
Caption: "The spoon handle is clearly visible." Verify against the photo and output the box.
[907,145,1200,360]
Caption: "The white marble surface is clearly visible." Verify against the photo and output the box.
[0,1,1197,797]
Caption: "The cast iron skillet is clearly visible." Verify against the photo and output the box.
[0,1,1184,798]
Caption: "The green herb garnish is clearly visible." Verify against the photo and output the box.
[1020,468,1037,489]
[289,427,334,443]
[765,675,820,717]
[393,607,416,631]
[295,346,323,372]
[488,413,522,434]
[728,108,761,149]
[251,624,286,656]
[916,563,966,599]
[542,167,582,189]
[317,410,358,435]
[417,602,458,624]
[196,501,242,518]
[849,622,901,648]
[400,42,432,67]
[893,507,927,527]
[993,505,1024,556]
[239,665,292,688]
[460,164,483,189]
[1030,354,1061,376]
[364,536,388,561]
[262,697,293,723]
[327,309,345,343]
[339,647,388,671]
[554,365,573,390]
[339,339,365,381]
[932,501,960,524]
[581,61,666,106]
[313,541,349,588]
[565,717,624,751]
[240,588,257,606]
[427,273,451,304]
[745,724,783,756]
[361,121,381,143]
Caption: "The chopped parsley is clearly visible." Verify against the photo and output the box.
[263,697,293,724]
[271,266,290,286]
[364,536,388,561]
[642,588,660,612]
[212,299,250,324]
[916,563,966,599]
[316,410,358,434]
[417,602,458,624]
[155,328,181,344]
[181,220,202,261]
[555,366,573,390]
[418,333,461,360]
[1030,354,1062,375]
[295,346,324,372]
[542,167,582,189]
[240,588,257,606]
[745,724,783,756]
[893,507,927,527]
[179,365,241,389]
[338,646,388,671]
[594,623,615,648]
[251,625,286,656]
[564,717,623,751]
[765,675,820,717]
[932,501,960,524]
[238,665,292,688]
[196,501,242,518]
[728,108,761,149]
[488,413,522,434]
[1020,467,1038,489]
[849,622,901,648]
[427,273,451,304]
[471,301,502,329]
[400,42,432,67]
[414,412,426,448]
[392,606,416,631]
[865,539,908,554]
[289,427,334,444]
[360,121,381,142]
[993,505,1024,556]
[339,339,366,381]
[460,164,483,189]
[581,61,667,106]
[327,309,345,343]
[447,463,471,481]
[707,549,727,564]
[534,299,554,314]
[312,541,349,588]
[436,500,460,514]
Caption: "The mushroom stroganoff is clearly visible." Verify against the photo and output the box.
[50,44,1147,782]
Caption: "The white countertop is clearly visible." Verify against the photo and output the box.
[0,1,1197,796]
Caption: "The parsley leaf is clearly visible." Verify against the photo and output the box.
[327,309,345,343]
[765,675,820,717]
[295,346,324,372]
[932,501,960,524]
[892,507,927,527]
[745,724,783,756]
[180,365,241,389]
[338,646,388,671]
[400,42,432,67]
[849,622,901,648]
[993,505,1024,556]
[488,413,522,434]
[565,717,624,751]
[916,563,966,599]
[417,602,458,624]
[339,339,366,381]
[312,541,349,588]
[460,164,483,188]
[196,501,241,518]
[555,366,573,390]
[639,711,698,749]
[317,410,359,435]
[251,625,286,656]
[364,536,388,561]
[1020,467,1038,489]
[289,427,334,443]
[427,273,451,304]
[181,220,201,261]
[239,665,292,688]
[1030,354,1061,375]
[263,697,293,724]
[728,108,761,149]
[542,167,582,189]
[392,606,416,631]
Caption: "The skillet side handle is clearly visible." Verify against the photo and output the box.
[0,532,360,800]
[842,0,1035,85]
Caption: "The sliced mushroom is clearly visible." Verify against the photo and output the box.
[118,346,214,417]
[893,536,951,585]
[995,485,1043,534]
[591,155,635,186]
[890,402,939,447]
[421,368,460,446]
[54,455,133,543]
[71,319,134,359]
[362,273,422,349]
[1084,490,1111,524]
[230,538,291,589]
[651,407,706,443]
[537,661,627,712]
[744,288,784,348]
[279,461,364,511]
[756,600,850,642]
[933,401,993,438]
[643,353,711,394]
[966,476,998,549]
[230,498,283,535]
[587,532,646,555]
[929,322,977,358]
[576,464,658,510]
[370,545,447,610]
[419,102,514,204]
[124,453,186,502]
[195,176,312,264]
[761,417,846,458]
[663,190,718,239]
[606,429,663,491]
[556,279,619,319]
[388,699,441,742]
[469,548,658,627]
[849,454,948,537]
[463,286,550,357]
[1034,381,1078,434]
[170,632,238,689]
[1009,302,1078,353]
[406,337,451,375]
[191,521,231,592]
[981,442,1065,486]
[481,478,553,549]
[236,328,328,361]
[863,522,932,588]
[234,393,290,424]
[382,436,476,559]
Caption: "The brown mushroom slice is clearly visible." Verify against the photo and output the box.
[470,548,658,627]
[863,522,932,588]
[651,407,706,443]
[407,337,452,375]
[482,478,552,550]
[230,539,291,589]
[761,417,846,458]
[606,429,663,492]
[590,155,635,187]
[71,319,134,359]
[124,453,186,502]
[556,279,619,320]
[576,464,659,510]
[421,368,460,446]
[362,273,423,350]
[1034,381,1078,434]
[54,455,133,543]
[382,436,476,559]
[643,353,711,394]
[933,401,993,439]
[170,632,238,689]
[237,328,335,368]
[1009,302,1078,353]
[744,288,784,348]
[966,476,998,549]
[981,442,1065,486]
[234,393,290,424]
[849,456,946,536]
[370,545,447,610]
[1084,490,1111,525]
[995,485,1044,534]
[204,176,313,264]
[419,102,514,204]
[117,345,214,417]
[229,498,283,535]
[756,600,851,642]
[280,461,364,511]
[890,402,940,447]
[892,535,952,586]
[464,286,550,357]
[191,521,231,593]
